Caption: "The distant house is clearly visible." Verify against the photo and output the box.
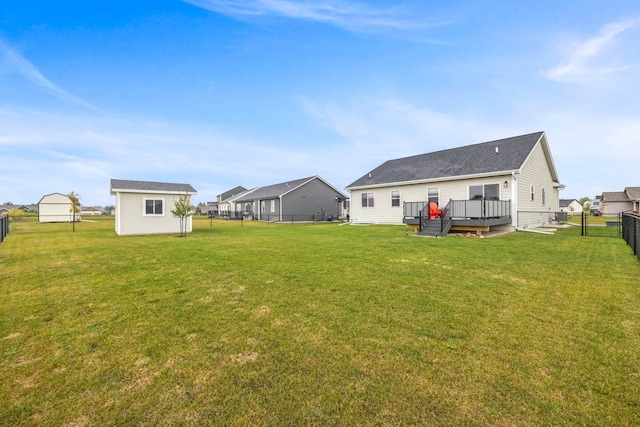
[110,179,198,236]
[0,205,31,215]
[215,186,253,219]
[559,199,583,214]
[601,187,640,215]
[38,193,80,223]
[346,132,564,235]
[81,206,106,216]
[587,196,602,214]
[233,176,348,222]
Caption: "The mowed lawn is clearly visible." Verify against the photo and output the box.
[1,216,639,426]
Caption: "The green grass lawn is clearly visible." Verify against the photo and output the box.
[1,216,639,426]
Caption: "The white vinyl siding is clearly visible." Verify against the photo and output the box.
[349,177,512,225]
[115,192,192,236]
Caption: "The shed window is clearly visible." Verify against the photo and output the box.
[362,192,374,208]
[144,199,163,215]
[391,191,400,207]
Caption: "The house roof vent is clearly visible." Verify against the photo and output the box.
[495,147,499,154]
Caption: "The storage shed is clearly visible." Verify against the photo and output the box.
[38,193,79,223]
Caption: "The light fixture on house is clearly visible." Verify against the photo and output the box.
[504,181,508,188]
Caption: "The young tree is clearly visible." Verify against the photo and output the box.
[68,191,81,231]
[171,193,195,237]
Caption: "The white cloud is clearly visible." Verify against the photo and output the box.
[0,39,98,110]
[542,17,640,83]
[301,97,518,162]
[183,0,449,35]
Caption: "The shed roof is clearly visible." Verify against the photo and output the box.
[347,131,549,189]
[110,179,197,195]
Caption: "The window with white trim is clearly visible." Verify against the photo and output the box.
[469,184,499,200]
[261,201,266,212]
[391,190,400,207]
[144,198,164,215]
[542,188,546,205]
[270,200,276,212]
[530,185,535,201]
[361,192,374,208]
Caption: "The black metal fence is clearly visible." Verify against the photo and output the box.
[581,212,622,238]
[211,211,342,223]
[622,213,640,261]
[0,215,8,244]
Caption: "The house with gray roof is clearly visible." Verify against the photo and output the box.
[110,179,197,236]
[233,176,348,222]
[559,199,583,214]
[346,131,564,234]
[601,187,640,215]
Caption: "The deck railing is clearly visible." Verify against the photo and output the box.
[404,199,511,220]
[449,199,511,219]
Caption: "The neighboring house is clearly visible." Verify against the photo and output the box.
[110,179,198,236]
[220,189,258,219]
[81,206,106,216]
[346,131,564,234]
[559,199,583,214]
[215,186,252,219]
[587,196,602,214]
[38,193,80,223]
[601,187,640,215]
[233,176,348,222]
[0,205,31,214]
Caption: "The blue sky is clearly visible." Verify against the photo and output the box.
[1,1,639,206]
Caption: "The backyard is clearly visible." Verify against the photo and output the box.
[1,216,639,426]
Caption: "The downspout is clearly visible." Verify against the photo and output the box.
[515,226,554,235]
[511,171,518,229]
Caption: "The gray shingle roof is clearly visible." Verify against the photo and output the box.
[234,177,315,202]
[625,187,640,200]
[601,191,629,202]
[559,199,577,208]
[347,132,545,189]
[110,179,197,194]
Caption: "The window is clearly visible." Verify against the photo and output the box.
[469,185,483,200]
[469,184,499,200]
[391,190,400,207]
[261,201,266,212]
[428,187,439,205]
[542,188,546,205]
[484,184,499,200]
[530,186,535,201]
[144,199,163,215]
[361,192,374,208]
[270,200,276,212]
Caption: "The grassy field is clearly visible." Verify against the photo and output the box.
[1,216,639,426]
